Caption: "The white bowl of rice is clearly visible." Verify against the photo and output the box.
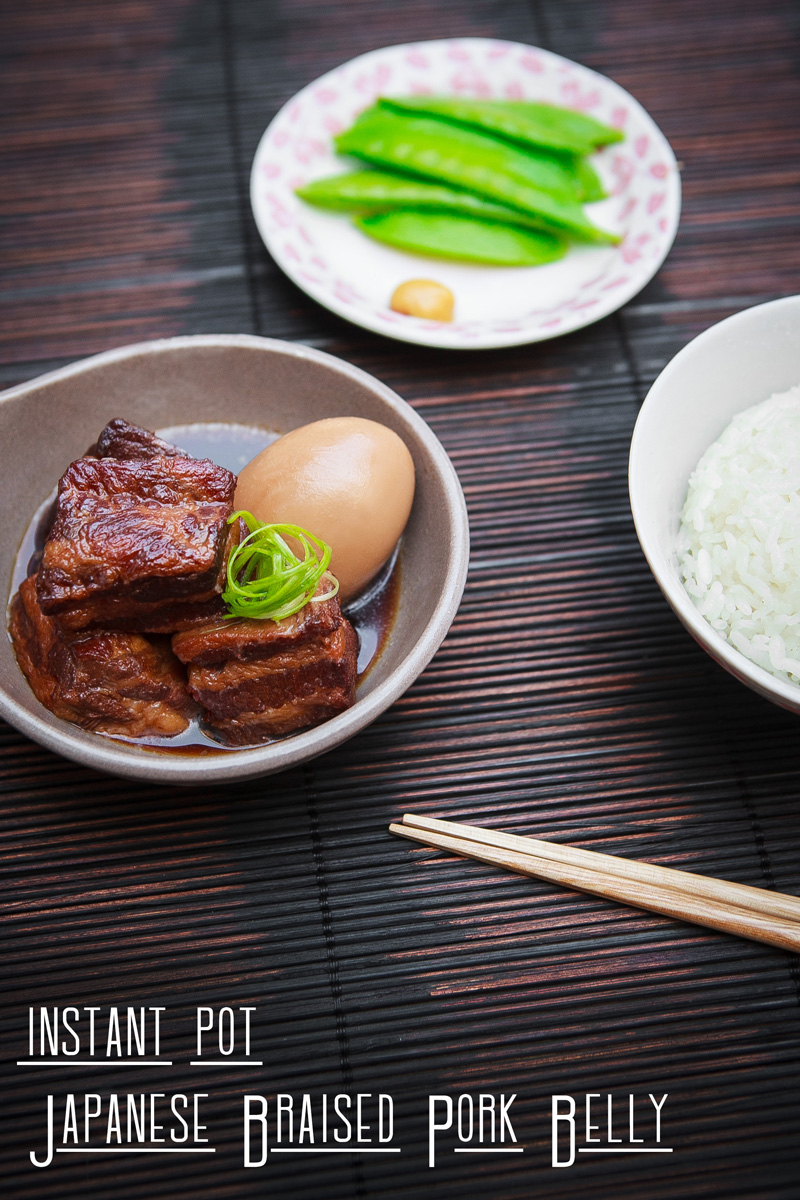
[629,294,800,712]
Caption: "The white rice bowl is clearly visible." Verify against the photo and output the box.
[678,385,800,686]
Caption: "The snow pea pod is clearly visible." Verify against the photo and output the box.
[572,157,606,203]
[355,211,568,267]
[337,107,581,202]
[334,110,611,242]
[348,104,608,201]
[378,96,624,155]
[296,170,618,244]
[297,170,550,220]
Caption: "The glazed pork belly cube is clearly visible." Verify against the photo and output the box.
[204,684,357,745]
[36,453,236,632]
[9,575,195,738]
[171,593,343,665]
[172,597,358,745]
[22,420,188,583]
[72,419,231,631]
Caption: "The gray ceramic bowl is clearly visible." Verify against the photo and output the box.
[0,335,469,783]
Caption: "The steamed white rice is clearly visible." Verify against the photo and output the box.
[678,384,800,686]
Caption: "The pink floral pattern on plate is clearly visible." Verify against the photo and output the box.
[250,38,681,349]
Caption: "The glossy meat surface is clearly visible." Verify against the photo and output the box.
[187,623,357,718]
[90,418,185,461]
[209,687,357,746]
[9,575,195,738]
[171,593,342,666]
[175,596,358,744]
[37,454,236,629]
[79,593,230,634]
[50,527,239,634]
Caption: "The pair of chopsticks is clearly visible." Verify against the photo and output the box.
[390,814,800,954]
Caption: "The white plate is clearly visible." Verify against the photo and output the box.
[250,38,681,350]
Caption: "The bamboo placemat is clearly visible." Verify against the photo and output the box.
[2,1,800,1196]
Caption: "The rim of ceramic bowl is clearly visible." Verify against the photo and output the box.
[629,294,800,710]
[0,335,470,783]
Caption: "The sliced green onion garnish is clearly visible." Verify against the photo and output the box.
[222,511,339,621]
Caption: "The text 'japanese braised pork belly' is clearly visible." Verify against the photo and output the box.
[6,412,417,751]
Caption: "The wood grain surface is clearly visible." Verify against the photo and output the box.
[2,1,800,1197]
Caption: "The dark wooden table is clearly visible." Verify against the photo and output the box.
[2,2,800,1197]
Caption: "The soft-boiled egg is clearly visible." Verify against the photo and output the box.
[234,417,415,604]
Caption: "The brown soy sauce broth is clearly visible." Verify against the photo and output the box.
[9,422,400,755]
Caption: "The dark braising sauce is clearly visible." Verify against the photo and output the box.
[9,422,400,755]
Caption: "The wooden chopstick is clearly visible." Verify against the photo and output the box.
[390,815,800,954]
[402,813,800,923]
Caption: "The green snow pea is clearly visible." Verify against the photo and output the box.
[366,103,608,202]
[337,107,581,202]
[349,104,608,202]
[347,103,606,201]
[334,110,612,242]
[572,157,606,204]
[378,96,624,156]
[295,170,618,244]
[354,211,568,267]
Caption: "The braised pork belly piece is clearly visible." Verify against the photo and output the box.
[172,598,358,745]
[89,418,185,461]
[95,593,230,635]
[185,624,357,717]
[205,687,358,746]
[46,550,239,635]
[10,575,195,738]
[36,454,236,632]
[171,593,342,666]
